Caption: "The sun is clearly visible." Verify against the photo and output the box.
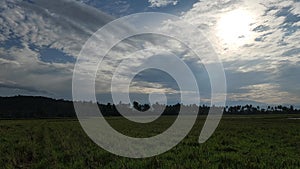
[217,9,254,47]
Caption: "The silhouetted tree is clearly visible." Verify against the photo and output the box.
[0,96,299,119]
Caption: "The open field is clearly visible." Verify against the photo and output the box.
[1,115,300,168]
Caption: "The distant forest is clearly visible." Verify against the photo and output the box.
[0,95,299,119]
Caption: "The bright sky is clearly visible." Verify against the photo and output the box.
[0,0,299,106]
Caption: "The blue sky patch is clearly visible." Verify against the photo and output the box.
[39,48,76,64]
[0,36,23,49]
[79,0,198,17]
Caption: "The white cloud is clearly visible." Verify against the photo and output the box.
[0,0,113,98]
[230,83,299,104]
[0,0,299,105]
[178,0,300,104]
[66,0,300,104]
[0,0,113,57]
[148,0,179,8]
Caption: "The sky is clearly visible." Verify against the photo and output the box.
[0,0,299,106]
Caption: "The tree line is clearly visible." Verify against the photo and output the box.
[0,95,299,119]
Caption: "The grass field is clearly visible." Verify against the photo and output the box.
[1,115,300,168]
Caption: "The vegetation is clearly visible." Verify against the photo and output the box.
[1,96,299,168]
[1,115,300,168]
[0,96,299,119]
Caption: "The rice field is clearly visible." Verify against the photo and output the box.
[0,115,300,168]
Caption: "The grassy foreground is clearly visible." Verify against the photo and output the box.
[0,115,300,168]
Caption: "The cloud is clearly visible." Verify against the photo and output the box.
[0,0,113,57]
[0,45,73,98]
[0,0,113,98]
[178,0,300,104]
[282,47,300,56]
[148,0,179,8]
[229,83,299,104]
[0,0,299,105]
[58,0,300,105]
[0,80,52,95]
[90,31,214,104]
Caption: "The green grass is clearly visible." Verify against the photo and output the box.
[0,115,300,168]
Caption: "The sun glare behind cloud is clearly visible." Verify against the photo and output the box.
[217,9,254,48]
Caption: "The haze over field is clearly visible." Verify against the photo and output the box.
[0,0,299,106]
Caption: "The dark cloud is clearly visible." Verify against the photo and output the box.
[0,82,52,95]
[275,5,300,36]
[254,32,273,42]
[0,0,300,105]
[253,25,271,33]
[282,48,300,57]
[225,70,270,93]
[133,69,177,87]
[274,62,300,95]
